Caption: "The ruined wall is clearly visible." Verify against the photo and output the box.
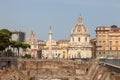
[0,57,18,69]
[0,59,120,80]
[18,59,89,80]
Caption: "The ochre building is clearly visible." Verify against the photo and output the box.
[96,25,120,59]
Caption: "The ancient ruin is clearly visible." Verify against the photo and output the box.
[0,58,120,80]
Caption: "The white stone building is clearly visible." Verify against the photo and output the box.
[24,30,45,58]
[68,16,92,59]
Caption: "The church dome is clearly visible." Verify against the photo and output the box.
[71,16,90,36]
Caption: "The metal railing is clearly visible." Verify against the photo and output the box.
[99,59,120,68]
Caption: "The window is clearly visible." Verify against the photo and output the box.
[103,52,105,54]
[72,37,74,41]
[103,41,105,43]
[99,52,101,55]
[78,37,80,42]
[99,35,101,37]
[116,41,118,44]
[85,37,87,42]
[110,41,112,45]
[116,41,118,49]
[103,35,105,37]
[110,47,112,50]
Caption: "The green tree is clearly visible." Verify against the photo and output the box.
[21,43,30,49]
[21,43,30,58]
[10,40,22,57]
[10,41,30,57]
[0,29,12,51]
[14,41,22,57]
[0,29,12,56]
[10,40,16,52]
[10,40,18,56]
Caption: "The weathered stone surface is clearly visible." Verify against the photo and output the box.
[0,59,120,80]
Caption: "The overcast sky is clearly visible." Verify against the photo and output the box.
[0,0,120,40]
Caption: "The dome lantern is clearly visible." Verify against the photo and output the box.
[77,16,83,25]
[71,16,90,36]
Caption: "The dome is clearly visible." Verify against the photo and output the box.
[71,16,90,36]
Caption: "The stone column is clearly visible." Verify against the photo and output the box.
[48,26,52,59]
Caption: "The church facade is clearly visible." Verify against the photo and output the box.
[68,17,92,59]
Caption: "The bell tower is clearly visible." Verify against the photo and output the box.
[30,30,35,39]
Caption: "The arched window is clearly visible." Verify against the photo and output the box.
[78,53,81,58]
[78,37,80,42]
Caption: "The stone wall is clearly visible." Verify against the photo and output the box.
[17,59,89,80]
[0,57,18,69]
[0,58,120,80]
